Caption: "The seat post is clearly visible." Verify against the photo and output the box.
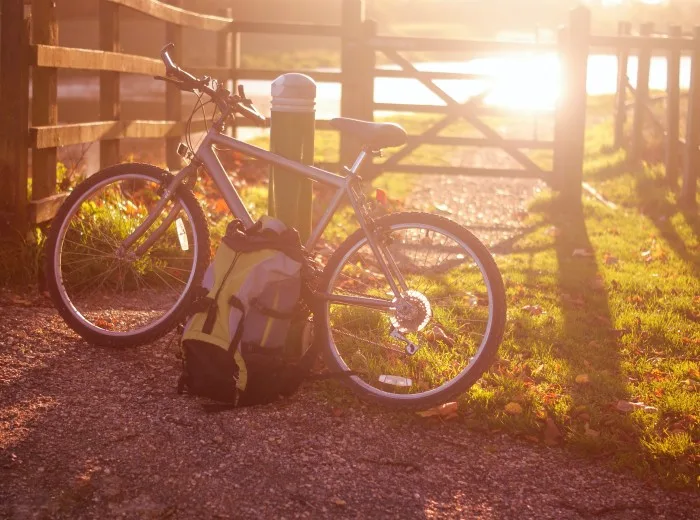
[348,148,370,174]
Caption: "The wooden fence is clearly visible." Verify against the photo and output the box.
[612,20,698,207]
[0,0,697,236]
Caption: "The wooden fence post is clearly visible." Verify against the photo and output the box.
[554,7,590,205]
[0,0,30,235]
[31,0,59,202]
[614,21,632,149]
[359,18,377,177]
[553,26,568,181]
[340,0,367,168]
[681,27,700,209]
[165,1,183,171]
[666,25,682,185]
[216,8,236,135]
[631,22,653,164]
[100,0,121,168]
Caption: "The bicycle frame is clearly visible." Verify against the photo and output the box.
[124,123,403,311]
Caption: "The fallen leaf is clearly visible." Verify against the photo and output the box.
[615,400,658,413]
[584,423,600,438]
[575,374,590,384]
[572,248,594,258]
[433,202,453,214]
[433,325,455,347]
[416,401,458,418]
[331,407,345,418]
[9,295,32,306]
[94,318,114,330]
[331,497,347,507]
[544,417,562,445]
[504,402,523,415]
[603,253,619,265]
[610,328,630,338]
[521,304,545,316]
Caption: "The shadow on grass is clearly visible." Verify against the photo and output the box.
[635,173,699,277]
[545,198,633,452]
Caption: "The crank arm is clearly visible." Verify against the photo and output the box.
[390,327,420,356]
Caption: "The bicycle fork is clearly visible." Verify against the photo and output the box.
[117,163,198,258]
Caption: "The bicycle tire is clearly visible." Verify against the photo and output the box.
[45,163,211,347]
[316,212,506,410]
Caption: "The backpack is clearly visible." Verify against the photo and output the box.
[176,216,319,407]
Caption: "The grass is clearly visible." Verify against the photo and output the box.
[241,108,698,488]
[249,110,697,489]
[452,121,698,489]
[1,98,696,489]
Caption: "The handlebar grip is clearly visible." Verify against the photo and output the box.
[160,43,177,73]
[160,42,200,86]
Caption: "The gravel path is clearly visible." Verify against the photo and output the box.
[405,175,544,249]
[2,294,699,519]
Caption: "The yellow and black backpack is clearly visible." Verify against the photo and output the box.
[177,217,318,407]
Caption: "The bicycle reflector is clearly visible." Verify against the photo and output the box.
[376,189,387,205]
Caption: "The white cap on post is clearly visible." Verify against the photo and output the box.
[271,73,317,113]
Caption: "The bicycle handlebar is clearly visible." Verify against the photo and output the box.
[158,43,267,127]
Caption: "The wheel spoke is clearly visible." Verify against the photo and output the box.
[48,171,206,340]
[321,215,505,405]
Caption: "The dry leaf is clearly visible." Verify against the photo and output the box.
[615,400,658,413]
[575,374,590,384]
[603,254,619,265]
[433,202,453,214]
[610,328,630,338]
[9,296,32,306]
[428,326,455,348]
[504,402,523,415]
[544,417,562,445]
[331,407,345,418]
[521,305,545,316]
[584,423,600,438]
[331,497,347,507]
[416,401,458,418]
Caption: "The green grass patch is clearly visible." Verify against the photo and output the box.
[455,120,698,489]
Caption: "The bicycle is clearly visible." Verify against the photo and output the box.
[45,44,506,409]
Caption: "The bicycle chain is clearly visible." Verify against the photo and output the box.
[332,328,407,355]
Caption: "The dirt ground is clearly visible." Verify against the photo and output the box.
[2,174,699,519]
[1,300,699,520]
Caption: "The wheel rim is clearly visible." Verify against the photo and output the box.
[53,173,200,338]
[324,222,495,402]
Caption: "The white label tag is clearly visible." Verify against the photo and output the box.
[175,218,189,251]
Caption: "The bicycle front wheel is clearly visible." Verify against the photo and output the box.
[317,212,506,410]
[45,163,210,347]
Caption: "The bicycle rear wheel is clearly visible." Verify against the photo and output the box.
[45,163,210,347]
[317,212,506,410]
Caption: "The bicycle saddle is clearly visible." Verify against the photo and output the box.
[330,117,407,150]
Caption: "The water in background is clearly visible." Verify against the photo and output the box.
[59,52,691,170]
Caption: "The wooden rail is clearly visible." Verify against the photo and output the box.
[106,0,232,31]
[1,0,697,235]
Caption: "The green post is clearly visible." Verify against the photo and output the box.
[268,73,316,243]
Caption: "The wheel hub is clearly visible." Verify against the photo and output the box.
[391,290,431,332]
